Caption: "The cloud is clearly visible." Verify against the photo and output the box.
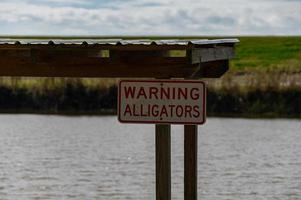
[134,2,166,7]
[44,0,87,3]
[0,0,300,35]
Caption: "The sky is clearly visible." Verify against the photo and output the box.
[0,0,300,36]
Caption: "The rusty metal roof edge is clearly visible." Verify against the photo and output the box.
[0,38,239,46]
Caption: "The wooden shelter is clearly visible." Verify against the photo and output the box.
[0,38,239,200]
[0,38,238,78]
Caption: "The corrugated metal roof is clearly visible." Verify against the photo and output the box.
[0,38,239,46]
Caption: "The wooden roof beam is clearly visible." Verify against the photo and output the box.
[0,46,235,78]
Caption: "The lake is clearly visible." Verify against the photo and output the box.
[0,115,300,199]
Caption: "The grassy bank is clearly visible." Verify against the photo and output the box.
[0,36,300,117]
[0,80,299,117]
[232,36,301,70]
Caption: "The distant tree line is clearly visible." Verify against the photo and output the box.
[0,80,300,118]
[0,81,117,114]
[207,88,301,117]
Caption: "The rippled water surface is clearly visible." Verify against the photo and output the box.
[0,115,300,199]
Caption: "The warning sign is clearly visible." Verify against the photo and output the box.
[118,79,206,124]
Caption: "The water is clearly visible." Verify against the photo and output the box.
[0,115,300,200]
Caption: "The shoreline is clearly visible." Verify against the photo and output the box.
[0,36,300,118]
[0,77,299,118]
[0,110,300,119]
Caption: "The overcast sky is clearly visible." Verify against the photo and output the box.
[0,0,300,36]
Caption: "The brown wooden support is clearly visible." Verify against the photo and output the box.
[184,125,198,200]
[156,124,171,200]
[0,45,233,78]
[184,50,199,200]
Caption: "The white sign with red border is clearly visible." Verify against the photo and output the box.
[118,79,206,125]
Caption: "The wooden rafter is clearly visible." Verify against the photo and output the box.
[0,39,238,78]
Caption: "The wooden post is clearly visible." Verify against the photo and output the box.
[184,49,199,200]
[156,124,171,200]
[184,125,198,200]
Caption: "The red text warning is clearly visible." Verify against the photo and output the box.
[118,80,206,125]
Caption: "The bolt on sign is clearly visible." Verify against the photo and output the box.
[118,80,206,124]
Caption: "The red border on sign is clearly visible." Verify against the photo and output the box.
[118,79,206,125]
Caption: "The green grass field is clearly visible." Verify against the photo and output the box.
[232,36,301,71]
